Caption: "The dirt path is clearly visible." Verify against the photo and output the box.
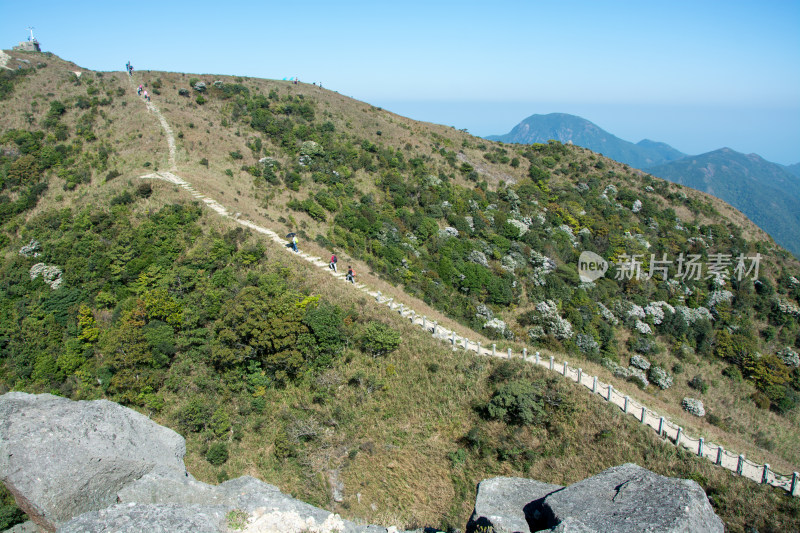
[131,78,798,496]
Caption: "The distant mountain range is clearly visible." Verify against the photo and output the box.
[488,113,800,258]
[486,113,687,169]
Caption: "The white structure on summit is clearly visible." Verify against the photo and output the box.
[13,27,41,52]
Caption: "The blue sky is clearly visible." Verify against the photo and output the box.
[2,0,799,164]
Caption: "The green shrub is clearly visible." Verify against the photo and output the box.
[105,169,121,182]
[136,182,152,198]
[359,321,401,357]
[206,442,229,465]
[722,365,742,382]
[688,375,708,394]
[485,380,547,426]
[110,190,134,206]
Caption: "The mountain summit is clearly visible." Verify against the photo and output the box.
[486,113,686,169]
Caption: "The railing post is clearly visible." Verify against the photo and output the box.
[624,396,629,413]
[452,331,456,345]
[791,472,799,497]
[737,455,744,475]
[492,344,496,356]
[535,351,540,364]
[563,361,568,376]
[592,376,597,393]
[523,347,527,360]
[607,384,613,401]
[640,406,646,423]
[658,417,665,436]
[675,426,682,446]
[762,464,770,484]
[698,438,704,457]
[717,447,724,465]
[577,367,582,384]
[507,348,512,359]
[550,356,554,371]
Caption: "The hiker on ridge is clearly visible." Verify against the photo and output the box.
[330,253,338,272]
[346,266,355,284]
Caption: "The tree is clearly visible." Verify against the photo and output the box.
[211,286,313,383]
[104,303,162,404]
[358,321,401,357]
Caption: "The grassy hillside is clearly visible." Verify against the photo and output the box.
[1,50,800,532]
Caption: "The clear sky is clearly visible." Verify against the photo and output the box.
[2,0,799,164]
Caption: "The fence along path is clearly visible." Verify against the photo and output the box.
[131,75,799,498]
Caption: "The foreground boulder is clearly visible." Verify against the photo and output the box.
[470,464,723,533]
[467,477,562,533]
[0,393,393,533]
[535,463,723,532]
[0,392,188,531]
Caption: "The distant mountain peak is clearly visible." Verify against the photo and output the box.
[487,113,686,169]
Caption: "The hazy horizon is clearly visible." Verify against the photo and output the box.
[371,100,800,165]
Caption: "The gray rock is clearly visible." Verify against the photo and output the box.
[5,521,40,533]
[534,463,723,532]
[629,355,651,371]
[467,477,563,533]
[0,392,187,531]
[0,393,394,533]
[58,503,230,533]
[682,398,705,417]
[648,366,673,390]
[468,250,489,267]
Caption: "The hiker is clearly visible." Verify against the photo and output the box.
[126,61,130,74]
[329,253,338,272]
[346,266,354,283]
[291,235,298,252]
[143,90,149,101]
[137,85,142,96]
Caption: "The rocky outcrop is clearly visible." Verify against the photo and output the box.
[0,392,188,531]
[0,393,396,533]
[466,477,562,533]
[1,393,724,533]
[470,464,723,533]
